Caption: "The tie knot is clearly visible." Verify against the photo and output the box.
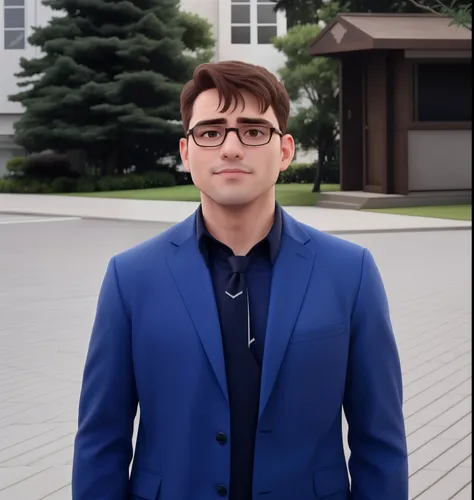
[228,255,250,274]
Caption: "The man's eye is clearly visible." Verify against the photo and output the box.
[245,128,264,137]
[202,130,221,138]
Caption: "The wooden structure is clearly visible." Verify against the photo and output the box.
[309,14,472,194]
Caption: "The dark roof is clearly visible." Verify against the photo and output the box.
[309,13,472,56]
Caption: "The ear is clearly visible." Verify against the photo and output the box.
[179,137,191,172]
[279,134,295,173]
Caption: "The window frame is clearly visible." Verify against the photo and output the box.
[230,0,278,45]
[256,0,277,44]
[4,0,26,50]
[413,60,472,124]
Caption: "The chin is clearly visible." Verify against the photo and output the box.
[205,190,260,207]
[199,183,276,208]
[213,196,255,207]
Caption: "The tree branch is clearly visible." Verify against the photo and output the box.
[303,84,318,105]
[408,0,472,30]
[406,0,441,15]
[433,0,453,12]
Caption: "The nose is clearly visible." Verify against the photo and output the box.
[220,129,244,160]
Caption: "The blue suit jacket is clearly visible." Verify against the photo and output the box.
[72,209,408,500]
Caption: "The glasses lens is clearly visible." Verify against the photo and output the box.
[239,125,272,146]
[192,125,226,147]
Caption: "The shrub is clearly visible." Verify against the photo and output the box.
[140,171,176,188]
[6,157,26,176]
[278,162,340,185]
[22,152,79,179]
[94,172,175,191]
[0,177,53,193]
[0,178,21,192]
[279,163,315,184]
[175,171,193,185]
[50,177,78,193]
[0,170,178,194]
[96,175,139,192]
[76,177,97,193]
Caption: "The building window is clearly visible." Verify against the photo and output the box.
[231,0,251,44]
[414,62,472,122]
[257,0,277,44]
[4,0,25,50]
[231,0,278,45]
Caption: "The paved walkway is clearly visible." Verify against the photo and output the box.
[0,193,471,233]
[0,211,471,499]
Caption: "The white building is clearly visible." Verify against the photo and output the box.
[0,0,290,175]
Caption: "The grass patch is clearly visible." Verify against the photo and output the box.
[365,205,471,221]
[69,183,340,206]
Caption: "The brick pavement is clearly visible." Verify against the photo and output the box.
[0,216,471,499]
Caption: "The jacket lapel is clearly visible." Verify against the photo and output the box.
[166,213,228,403]
[259,213,315,419]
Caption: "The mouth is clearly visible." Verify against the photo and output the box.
[214,168,251,175]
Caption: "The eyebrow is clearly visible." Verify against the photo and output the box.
[192,117,276,128]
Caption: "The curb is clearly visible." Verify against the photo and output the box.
[327,226,472,235]
[1,210,471,235]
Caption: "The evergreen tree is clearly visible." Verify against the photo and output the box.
[9,0,214,174]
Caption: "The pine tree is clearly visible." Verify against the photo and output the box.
[9,0,214,174]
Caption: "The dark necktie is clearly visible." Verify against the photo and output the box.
[226,255,255,349]
[224,254,260,500]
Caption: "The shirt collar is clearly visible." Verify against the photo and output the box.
[196,202,283,267]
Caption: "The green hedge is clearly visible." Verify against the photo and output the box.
[279,162,340,185]
[278,163,315,184]
[0,161,340,193]
[0,171,176,194]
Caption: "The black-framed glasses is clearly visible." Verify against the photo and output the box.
[187,124,283,147]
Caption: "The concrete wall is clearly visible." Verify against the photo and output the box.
[0,114,23,177]
[0,143,24,177]
[1,0,51,169]
[0,0,54,115]
[179,0,288,78]
[215,0,287,75]
[408,130,472,191]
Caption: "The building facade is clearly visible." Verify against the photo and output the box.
[0,0,288,175]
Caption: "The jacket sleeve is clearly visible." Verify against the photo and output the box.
[344,249,408,500]
[72,256,138,500]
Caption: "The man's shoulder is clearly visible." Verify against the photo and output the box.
[294,220,372,295]
[292,217,367,261]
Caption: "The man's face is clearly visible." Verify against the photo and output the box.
[179,88,295,207]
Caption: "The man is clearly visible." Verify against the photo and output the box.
[72,60,408,499]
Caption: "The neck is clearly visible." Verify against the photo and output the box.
[201,191,276,256]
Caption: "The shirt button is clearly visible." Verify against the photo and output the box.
[216,432,227,445]
[216,484,228,496]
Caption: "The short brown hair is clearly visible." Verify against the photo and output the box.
[180,60,290,133]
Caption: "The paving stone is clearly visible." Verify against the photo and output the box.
[409,469,445,498]
[451,483,472,500]
[414,466,472,500]
[422,435,471,472]
[0,466,72,500]
[0,218,471,499]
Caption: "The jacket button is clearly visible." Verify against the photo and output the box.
[216,432,227,445]
[216,484,227,496]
